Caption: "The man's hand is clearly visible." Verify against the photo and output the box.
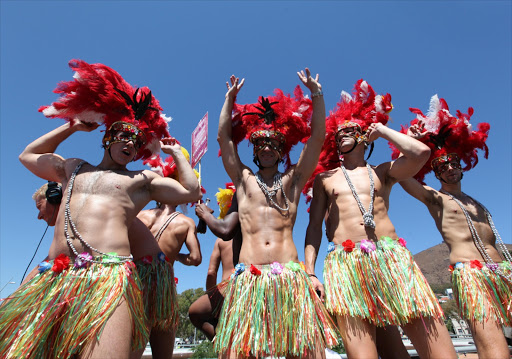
[365,122,388,143]
[160,137,181,155]
[195,203,214,220]
[407,122,428,140]
[297,68,321,93]
[72,119,100,132]
[225,75,245,100]
[309,276,325,302]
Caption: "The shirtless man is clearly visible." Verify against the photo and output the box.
[304,81,456,359]
[189,237,235,340]
[189,193,240,340]
[130,165,202,359]
[0,61,202,358]
[215,69,339,358]
[398,98,512,358]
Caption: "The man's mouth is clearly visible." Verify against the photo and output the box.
[122,149,131,156]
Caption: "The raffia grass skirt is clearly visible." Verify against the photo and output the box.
[451,261,512,325]
[0,259,148,358]
[214,262,340,358]
[135,252,178,332]
[324,238,444,326]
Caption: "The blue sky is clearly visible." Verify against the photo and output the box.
[1,1,510,297]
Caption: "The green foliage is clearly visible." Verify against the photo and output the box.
[440,299,460,334]
[176,287,207,340]
[192,340,217,358]
[330,341,346,354]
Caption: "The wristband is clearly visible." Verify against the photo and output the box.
[311,90,323,98]
[308,273,318,279]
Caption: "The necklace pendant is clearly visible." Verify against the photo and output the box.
[363,213,376,229]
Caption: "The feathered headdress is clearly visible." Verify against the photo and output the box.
[215,183,236,219]
[302,80,392,203]
[144,147,206,194]
[39,59,171,161]
[231,86,313,170]
[390,95,490,184]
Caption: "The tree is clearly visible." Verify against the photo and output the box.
[176,287,206,341]
[192,341,216,358]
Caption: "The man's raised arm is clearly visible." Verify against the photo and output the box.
[217,75,245,185]
[369,122,430,182]
[292,68,325,190]
[150,139,202,206]
[19,121,99,182]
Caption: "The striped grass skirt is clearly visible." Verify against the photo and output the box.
[214,261,340,358]
[324,237,444,326]
[451,261,512,325]
[135,252,178,332]
[0,258,148,358]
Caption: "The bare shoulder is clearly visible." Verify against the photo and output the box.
[63,158,87,178]
[374,161,392,181]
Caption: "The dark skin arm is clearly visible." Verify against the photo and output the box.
[195,195,240,241]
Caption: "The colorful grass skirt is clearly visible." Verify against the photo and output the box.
[135,252,178,332]
[214,261,340,358]
[450,260,511,325]
[0,255,148,358]
[324,237,444,326]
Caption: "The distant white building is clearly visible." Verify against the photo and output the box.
[451,318,471,336]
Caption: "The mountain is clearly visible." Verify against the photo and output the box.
[413,242,512,285]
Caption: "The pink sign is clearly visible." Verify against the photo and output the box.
[191,112,208,168]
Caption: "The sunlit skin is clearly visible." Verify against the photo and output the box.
[19,120,201,359]
[35,196,59,226]
[305,122,457,359]
[217,69,327,359]
[400,124,510,359]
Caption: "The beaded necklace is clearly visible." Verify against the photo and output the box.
[340,162,376,229]
[441,190,512,282]
[255,171,289,212]
[64,161,133,264]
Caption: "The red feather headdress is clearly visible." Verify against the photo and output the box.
[302,80,392,203]
[39,59,171,161]
[390,95,490,184]
[231,86,313,170]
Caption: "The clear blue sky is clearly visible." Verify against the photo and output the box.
[1,1,510,297]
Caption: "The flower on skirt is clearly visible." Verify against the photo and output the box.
[249,264,261,276]
[174,277,179,285]
[360,239,376,253]
[52,254,70,273]
[300,261,306,271]
[398,237,407,247]
[142,255,153,264]
[270,262,283,275]
[327,242,336,253]
[74,252,92,269]
[455,262,464,270]
[285,261,301,271]
[342,239,355,252]
[38,260,52,273]
[500,261,511,270]
[381,237,395,250]
[448,265,454,272]
[158,252,166,262]
[231,263,246,278]
[470,259,483,270]
[486,263,499,271]
[102,252,121,264]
